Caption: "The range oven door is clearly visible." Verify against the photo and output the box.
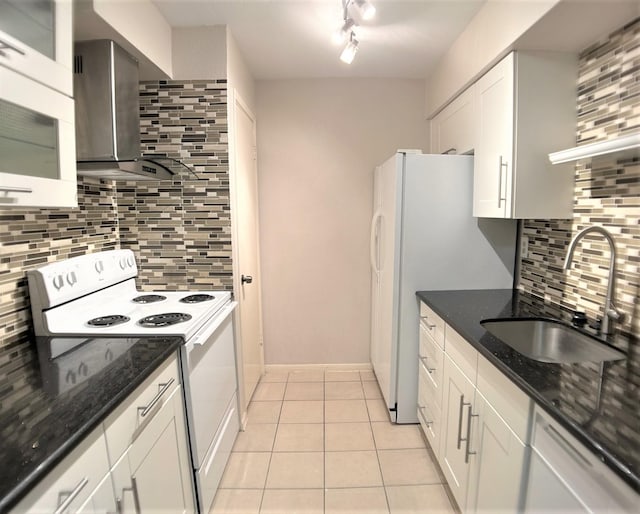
[181,301,239,512]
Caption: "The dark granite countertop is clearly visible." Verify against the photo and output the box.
[416,289,639,493]
[0,335,183,513]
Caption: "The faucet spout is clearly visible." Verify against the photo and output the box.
[564,226,623,335]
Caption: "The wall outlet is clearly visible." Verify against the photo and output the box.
[520,235,529,259]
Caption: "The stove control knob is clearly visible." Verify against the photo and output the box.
[94,260,104,274]
[66,271,77,286]
[126,256,135,268]
[119,258,126,270]
[52,274,64,291]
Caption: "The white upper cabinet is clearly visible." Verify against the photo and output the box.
[473,51,577,219]
[0,0,77,208]
[430,86,476,156]
[0,0,73,96]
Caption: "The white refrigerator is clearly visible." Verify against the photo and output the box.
[370,151,516,423]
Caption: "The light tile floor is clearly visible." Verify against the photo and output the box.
[210,369,457,514]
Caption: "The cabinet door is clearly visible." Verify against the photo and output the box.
[467,391,526,513]
[111,386,195,514]
[440,355,476,511]
[0,65,77,208]
[473,52,514,218]
[430,86,475,155]
[0,0,72,95]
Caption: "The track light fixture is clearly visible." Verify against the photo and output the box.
[354,0,376,21]
[333,0,375,64]
[332,17,356,45]
[339,32,359,64]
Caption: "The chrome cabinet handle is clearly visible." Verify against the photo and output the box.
[54,477,89,514]
[420,316,436,329]
[419,356,435,374]
[456,395,467,449]
[130,476,142,514]
[464,404,479,463]
[138,378,175,417]
[0,186,33,193]
[443,147,457,155]
[497,155,508,208]
[418,404,433,427]
[0,38,26,55]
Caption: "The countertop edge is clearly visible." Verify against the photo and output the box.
[0,340,181,514]
[416,290,640,494]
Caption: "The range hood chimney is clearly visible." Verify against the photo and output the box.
[74,40,190,180]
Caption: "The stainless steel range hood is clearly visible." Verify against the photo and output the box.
[74,40,190,181]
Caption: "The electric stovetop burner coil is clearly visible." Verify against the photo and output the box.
[180,294,216,304]
[138,312,193,328]
[132,294,167,304]
[87,315,130,327]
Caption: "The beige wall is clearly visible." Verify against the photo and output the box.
[172,26,227,80]
[256,79,428,365]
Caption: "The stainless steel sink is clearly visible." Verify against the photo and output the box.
[480,319,626,364]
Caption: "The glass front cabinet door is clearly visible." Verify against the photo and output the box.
[0,0,77,208]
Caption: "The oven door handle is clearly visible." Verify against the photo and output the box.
[191,302,238,346]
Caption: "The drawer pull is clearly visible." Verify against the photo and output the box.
[418,405,433,427]
[420,316,436,329]
[419,356,435,374]
[138,378,175,418]
[54,477,89,514]
[464,404,479,463]
[0,38,26,56]
[498,155,508,208]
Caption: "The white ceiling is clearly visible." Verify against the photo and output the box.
[152,0,486,79]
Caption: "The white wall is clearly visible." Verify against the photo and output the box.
[172,26,227,80]
[425,0,558,117]
[227,30,256,112]
[256,79,427,365]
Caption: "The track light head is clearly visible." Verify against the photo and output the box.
[331,17,356,45]
[354,0,376,21]
[340,32,359,64]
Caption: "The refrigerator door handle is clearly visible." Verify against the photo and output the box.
[370,209,383,273]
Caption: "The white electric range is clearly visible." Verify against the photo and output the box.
[27,249,239,513]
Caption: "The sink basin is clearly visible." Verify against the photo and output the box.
[480,319,626,364]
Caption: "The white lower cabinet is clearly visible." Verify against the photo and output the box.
[418,302,530,513]
[12,427,111,513]
[11,354,195,514]
[110,386,194,514]
[466,390,527,513]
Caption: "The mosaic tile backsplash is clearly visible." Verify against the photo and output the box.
[0,79,231,348]
[519,18,639,338]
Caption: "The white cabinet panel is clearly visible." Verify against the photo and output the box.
[430,86,476,155]
[12,427,111,514]
[0,0,72,95]
[467,390,527,513]
[473,51,577,219]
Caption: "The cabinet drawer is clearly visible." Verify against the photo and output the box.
[444,325,478,384]
[419,302,445,349]
[13,427,110,514]
[419,325,444,399]
[103,354,180,465]
[477,354,531,442]
[418,370,442,455]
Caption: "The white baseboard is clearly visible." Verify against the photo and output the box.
[264,362,372,373]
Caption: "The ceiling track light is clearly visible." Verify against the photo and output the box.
[340,31,359,64]
[333,0,374,64]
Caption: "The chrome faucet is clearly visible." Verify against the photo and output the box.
[564,226,625,335]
